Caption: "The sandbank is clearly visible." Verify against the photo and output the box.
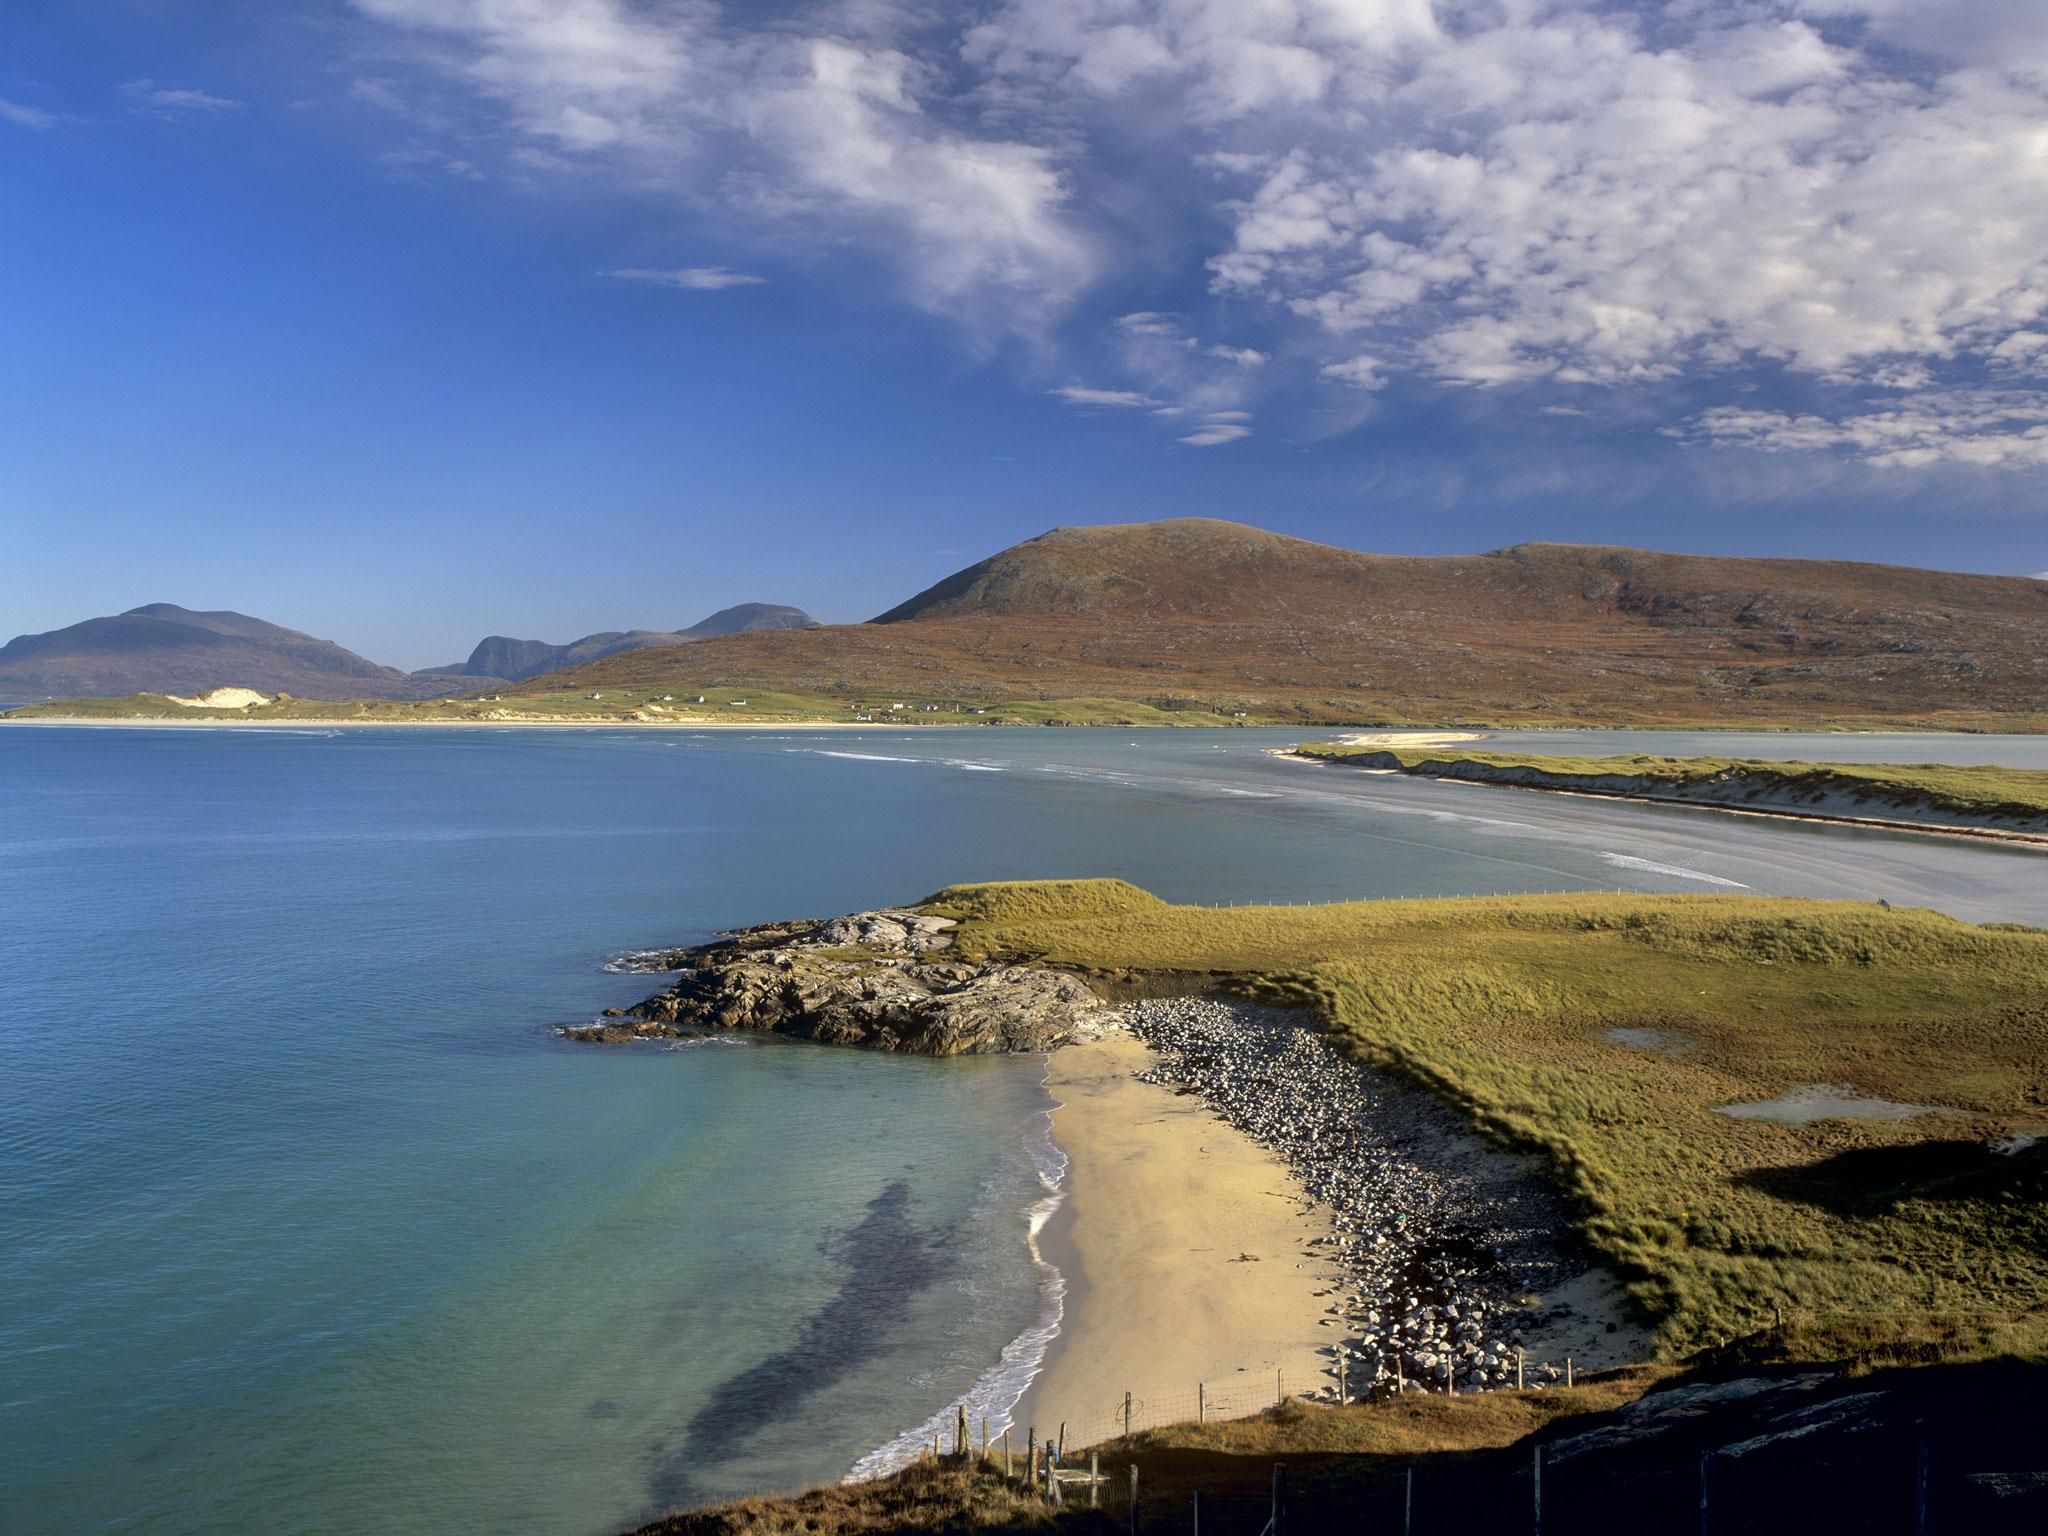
[1012,1034,1341,1450]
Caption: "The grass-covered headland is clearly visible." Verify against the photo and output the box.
[927,880,2048,1361]
[641,880,2046,1534]
[1294,743,2048,834]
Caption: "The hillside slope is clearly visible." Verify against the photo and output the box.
[534,520,2048,727]
[0,604,471,702]
[444,603,819,683]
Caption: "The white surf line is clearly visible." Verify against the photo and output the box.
[844,1061,1070,1482]
[1600,852,1750,888]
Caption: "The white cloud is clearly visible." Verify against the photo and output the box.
[0,96,60,130]
[1053,384,1160,408]
[123,80,242,114]
[605,265,765,290]
[342,0,2048,471]
[1681,392,2048,469]
[1179,417,1251,446]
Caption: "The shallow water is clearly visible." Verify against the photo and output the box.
[2,725,2042,1536]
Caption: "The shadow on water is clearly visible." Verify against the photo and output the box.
[643,1180,956,1511]
[1734,1137,2047,1217]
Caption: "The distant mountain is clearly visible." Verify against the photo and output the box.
[535,519,2048,726]
[442,603,818,683]
[0,604,473,702]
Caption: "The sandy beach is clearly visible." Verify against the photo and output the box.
[1332,730,1492,748]
[1012,1034,1341,1449]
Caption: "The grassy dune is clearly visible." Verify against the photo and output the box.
[924,881,2048,1359]
[1295,744,2048,825]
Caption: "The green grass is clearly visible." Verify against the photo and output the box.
[1294,745,2048,824]
[922,880,2048,1360]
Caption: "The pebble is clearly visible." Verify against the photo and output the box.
[1123,997,1593,1401]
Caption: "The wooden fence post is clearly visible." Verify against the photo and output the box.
[1004,1429,1012,1479]
[1198,1382,1206,1422]
[1129,1463,1139,1536]
[1566,1356,1574,1389]
[981,1415,988,1462]
[1516,1347,1525,1391]
[957,1404,969,1461]
[1339,1343,1349,1406]
[1028,1434,1038,1494]
[1125,1391,1134,1440]
[1276,1367,1284,1406]
[1090,1451,1100,1509]
[1058,1422,1067,1462]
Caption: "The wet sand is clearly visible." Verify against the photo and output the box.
[1012,1035,1342,1449]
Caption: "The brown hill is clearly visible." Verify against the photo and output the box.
[527,520,2048,726]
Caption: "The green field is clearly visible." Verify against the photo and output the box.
[1293,744,2048,825]
[925,880,2048,1360]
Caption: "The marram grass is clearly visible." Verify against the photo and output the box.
[924,880,2048,1361]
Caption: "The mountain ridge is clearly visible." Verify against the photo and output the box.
[537,518,2048,726]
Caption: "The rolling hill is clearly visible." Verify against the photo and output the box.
[0,604,473,703]
[526,519,2048,727]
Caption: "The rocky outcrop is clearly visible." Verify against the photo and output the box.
[565,909,1115,1054]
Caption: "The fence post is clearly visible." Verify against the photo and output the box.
[1532,1444,1543,1536]
[1272,1462,1286,1536]
[1028,1434,1039,1494]
[1091,1451,1100,1509]
[957,1404,969,1461]
[1277,1367,1284,1407]
[1198,1382,1206,1422]
[981,1415,988,1462]
[1566,1356,1574,1389]
[1404,1467,1413,1536]
[1059,1422,1067,1462]
[1339,1343,1349,1406]
[1004,1429,1012,1479]
[1125,1390,1134,1440]
[1129,1463,1139,1536]
[1193,1489,1201,1536]
[1516,1347,1525,1391]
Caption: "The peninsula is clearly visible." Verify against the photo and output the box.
[1295,744,2048,842]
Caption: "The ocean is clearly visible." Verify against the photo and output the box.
[4,724,2044,1536]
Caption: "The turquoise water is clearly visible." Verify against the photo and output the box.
[3,725,2044,1536]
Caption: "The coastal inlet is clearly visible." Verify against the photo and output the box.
[568,910,1642,1411]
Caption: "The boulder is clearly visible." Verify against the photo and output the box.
[564,909,1115,1055]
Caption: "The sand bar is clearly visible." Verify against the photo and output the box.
[1013,1034,1340,1450]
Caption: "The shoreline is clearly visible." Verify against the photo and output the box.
[1303,754,2048,849]
[1010,1031,1343,1449]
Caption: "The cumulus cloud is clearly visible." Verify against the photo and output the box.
[605,265,765,290]
[340,0,2048,470]
[1179,416,1251,447]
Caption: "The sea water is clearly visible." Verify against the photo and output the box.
[3,725,2043,1536]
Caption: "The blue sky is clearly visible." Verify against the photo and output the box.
[6,1,2048,670]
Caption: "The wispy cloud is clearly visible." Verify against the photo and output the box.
[1052,385,1158,408]
[605,266,766,291]
[1179,414,1251,447]
[338,0,2048,474]
[0,95,61,130]
[122,79,242,115]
